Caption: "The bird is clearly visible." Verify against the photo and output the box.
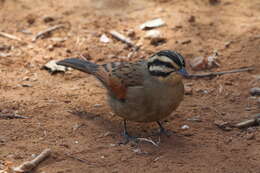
[57,50,189,143]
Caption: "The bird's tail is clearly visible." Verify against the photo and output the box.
[57,58,99,74]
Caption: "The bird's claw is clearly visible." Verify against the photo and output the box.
[118,131,138,145]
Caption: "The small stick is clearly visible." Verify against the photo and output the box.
[12,148,51,173]
[0,53,12,57]
[235,113,260,128]
[109,30,138,49]
[187,67,254,79]
[0,31,22,41]
[0,113,29,119]
[32,25,65,42]
[65,153,94,165]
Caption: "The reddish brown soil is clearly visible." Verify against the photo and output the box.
[0,0,260,172]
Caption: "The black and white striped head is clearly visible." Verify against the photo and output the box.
[147,50,188,77]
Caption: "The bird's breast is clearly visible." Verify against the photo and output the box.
[107,77,184,122]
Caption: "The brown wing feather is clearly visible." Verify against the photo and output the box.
[93,62,144,101]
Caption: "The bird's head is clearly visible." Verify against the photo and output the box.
[147,50,189,78]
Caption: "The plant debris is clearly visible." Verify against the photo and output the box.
[32,24,66,42]
[140,18,166,30]
[0,32,22,42]
[235,113,260,128]
[187,67,254,79]
[12,148,51,173]
[214,120,232,131]
[0,113,29,119]
[109,30,137,49]
[43,60,70,74]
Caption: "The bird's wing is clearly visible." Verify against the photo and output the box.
[94,61,145,101]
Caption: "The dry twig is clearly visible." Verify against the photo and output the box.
[188,67,254,79]
[235,113,260,129]
[109,30,138,49]
[0,113,29,119]
[12,148,51,173]
[32,25,65,42]
[0,53,12,57]
[65,153,94,165]
[0,32,22,42]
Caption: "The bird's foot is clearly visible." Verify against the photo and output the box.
[158,127,172,137]
[118,120,138,145]
[118,120,160,147]
[119,132,159,147]
[118,131,138,145]
[157,121,172,137]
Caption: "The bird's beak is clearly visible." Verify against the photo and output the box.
[177,68,189,78]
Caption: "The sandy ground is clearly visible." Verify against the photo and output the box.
[0,0,260,172]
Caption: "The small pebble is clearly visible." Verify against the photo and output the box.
[181,125,190,130]
[181,39,191,44]
[47,44,54,51]
[133,148,141,154]
[22,77,30,81]
[188,16,196,23]
[20,83,32,87]
[43,16,55,23]
[250,87,260,96]
[144,30,161,39]
[144,30,166,46]
[100,34,110,43]
[94,104,102,108]
[245,107,251,111]
[224,40,233,48]
[209,0,221,5]
[110,143,116,147]
[126,29,135,38]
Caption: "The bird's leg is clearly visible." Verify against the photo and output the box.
[157,121,171,137]
[119,120,138,145]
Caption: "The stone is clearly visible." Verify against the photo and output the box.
[250,87,260,96]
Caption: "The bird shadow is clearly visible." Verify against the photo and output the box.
[68,109,101,121]
[68,108,122,133]
[68,109,189,153]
